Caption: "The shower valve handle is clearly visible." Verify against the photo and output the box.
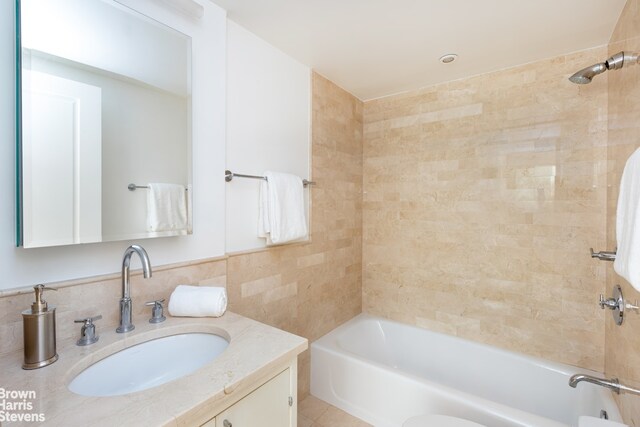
[599,294,619,310]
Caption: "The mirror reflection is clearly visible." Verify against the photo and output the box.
[18,0,192,248]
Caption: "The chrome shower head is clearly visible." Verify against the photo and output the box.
[569,62,607,84]
[569,51,639,84]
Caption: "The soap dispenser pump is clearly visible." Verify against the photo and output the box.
[22,284,58,369]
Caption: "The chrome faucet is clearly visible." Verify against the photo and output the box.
[117,245,152,333]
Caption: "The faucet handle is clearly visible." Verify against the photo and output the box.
[626,299,640,311]
[145,299,166,324]
[74,315,102,346]
[599,294,618,310]
[74,315,103,324]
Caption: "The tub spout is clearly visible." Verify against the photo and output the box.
[568,374,640,396]
[569,374,621,393]
[570,374,640,395]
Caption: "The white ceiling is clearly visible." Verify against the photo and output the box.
[209,0,627,100]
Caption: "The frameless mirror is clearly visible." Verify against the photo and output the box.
[17,0,192,248]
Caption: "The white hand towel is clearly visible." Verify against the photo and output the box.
[147,183,188,233]
[258,171,308,245]
[168,285,228,318]
[614,148,640,292]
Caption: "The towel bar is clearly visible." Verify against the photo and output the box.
[128,183,188,191]
[224,170,315,187]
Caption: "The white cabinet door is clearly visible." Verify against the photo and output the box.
[216,369,292,427]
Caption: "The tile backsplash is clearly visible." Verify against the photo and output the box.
[0,258,228,358]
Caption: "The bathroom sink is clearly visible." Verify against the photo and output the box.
[68,333,229,397]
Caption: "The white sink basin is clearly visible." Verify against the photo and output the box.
[68,333,229,397]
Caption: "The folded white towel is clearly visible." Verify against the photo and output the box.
[257,171,308,245]
[147,183,188,233]
[168,285,227,317]
[614,148,640,292]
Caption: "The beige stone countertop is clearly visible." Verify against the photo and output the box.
[0,312,308,426]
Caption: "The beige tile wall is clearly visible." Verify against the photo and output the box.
[362,48,609,371]
[227,73,363,399]
[606,0,640,424]
[0,72,363,401]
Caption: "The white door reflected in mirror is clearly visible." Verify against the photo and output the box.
[23,70,102,248]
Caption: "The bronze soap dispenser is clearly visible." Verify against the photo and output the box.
[22,285,58,369]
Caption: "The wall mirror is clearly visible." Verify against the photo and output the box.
[17,0,193,248]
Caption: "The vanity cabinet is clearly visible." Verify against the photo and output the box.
[200,363,296,427]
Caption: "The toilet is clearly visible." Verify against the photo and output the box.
[403,414,487,427]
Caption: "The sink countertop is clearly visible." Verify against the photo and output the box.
[0,312,308,426]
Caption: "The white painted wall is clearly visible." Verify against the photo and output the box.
[0,0,226,290]
[225,21,310,252]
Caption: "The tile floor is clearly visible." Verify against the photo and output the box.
[298,395,372,427]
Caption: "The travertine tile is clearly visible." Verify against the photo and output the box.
[362,46,609,372]
[0,312,307,427]
[605,0,640,424]
[299,395,331,421]
[298,396,372,427]
[0,258,228,357]
[298,414,315,427]
[315,405,373,427]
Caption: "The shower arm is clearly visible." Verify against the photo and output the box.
[569,51,640,84]
[606,51,639,70]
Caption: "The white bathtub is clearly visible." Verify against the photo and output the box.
[311,314,623,427]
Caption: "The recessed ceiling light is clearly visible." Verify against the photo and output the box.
[439,54,458,64]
